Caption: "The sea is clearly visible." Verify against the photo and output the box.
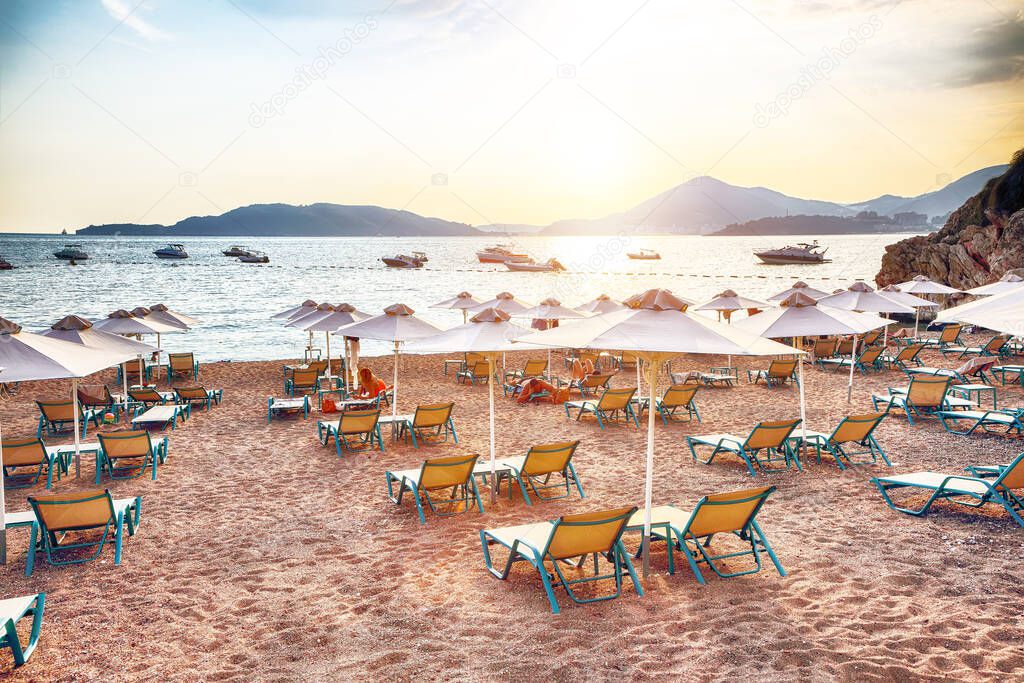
[0,233,925,361]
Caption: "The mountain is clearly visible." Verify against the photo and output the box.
[712,215,925,236]
[848,165,1008,219]
[76,203,480,237]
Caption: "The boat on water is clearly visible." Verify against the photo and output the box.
[222,245,251,257]
[53,244,90,261]
[412,251,428,262]
[505,258,565,273]
[476,245,531,264]
[382,254,425,268]
[754,240,831,265]
[0,255,13,270]
[154,243,189,259]
[627,248,661,260]
[238,250,269,263]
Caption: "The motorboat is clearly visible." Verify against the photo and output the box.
[754,240,831,265]
[476,245,531,264]
[0,255,13,270]
[53,244,89,260]
[238,250,269,263]
[412,251,428,262]
[505,258,565,272]
[627,248,661,260]
[222,245,250,257]
[154,243,189,259]
[382,254,425,268]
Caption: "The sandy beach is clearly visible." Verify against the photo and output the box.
[2,337,1023,681]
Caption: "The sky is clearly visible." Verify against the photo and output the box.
[0,0,1022,232]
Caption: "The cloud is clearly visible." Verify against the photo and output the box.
[943,12,1024,87]
[100,0,168,41]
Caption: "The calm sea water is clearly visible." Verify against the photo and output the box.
[0,233,923,361]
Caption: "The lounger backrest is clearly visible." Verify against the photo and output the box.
[746,419,801,450]
[939,324,961,343]
[174,386,208,401]
[522,441,580,477]
[292,368,319,388]
[994,451,1024,490]
[469,361,490,377]
[863,330,881,345]
[985,335,1009,353]
[413,402,455,428]
[860,347,883,364]
[582,373,613,389]
[77,385,112,409]
[661,384,698,408]
[29,489,114,532]
[418,454,478,490]
[1,437,47,467]
[830,412,886,444]
[522,359,548,376]
[813,338,836,356]
[340,408,380,435]
[37,400,74,422]
[684,486,775,538]
[129,388,162,403]
[898,344,924,362]
[621,351,639,364]
[306,360,328,375]
[121,362,145,379]
[466,352,485,366]
[907,375,951,408]
[169,353,195,372]
[768,359,797,379]
[597,387,636,411]
[545,506,637,561]
[99,430,153,458]
[578,351,599,366]
[837,339,854,355]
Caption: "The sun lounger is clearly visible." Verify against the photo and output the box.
[397,402,458,447]
[790,413,890,469]
[942,335,1011,360]
[488,441,584,505]
[267,396,309,422]
[25,490,142,576]
[992,364,1024,385]
[127,387,174,409]
[0,594,45,668]
[35,400,100,439]
[747,359,799,388]
[687,419,802,476]
[385,454,482,523]
[904,366,966,383]
[812,337,837,359]
[564,387,639,429]
[77,385,122,422]
[173,386,222,411]
[131,404,189,431]
[816,346,883,374]
[456,360,494,386]
[904,323,961,349]
[871,375,970,425]
[935,408,1024,436]
[97,430,165,482]
[624,487,785,583]
[118,360,151,385]
[862,329,883,346]
[635,384,701,424]
[285,368,319,396]
[879,343,925,371]
[504,358,548,383]
[1,437,64,490]
[480,506,642,614]
[318,408,383,454]
[871,450,1024,528]
[166,352,199,382]
[557,372,614,397]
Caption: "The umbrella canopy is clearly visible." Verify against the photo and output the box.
[287,303,339,329]
[735,292,894,338]
[145,303,199,329]
[431,291,481,311]
[467,292,533,316]
[41,316,157,355]
[575,294,626,315]
[292,305,369,333]
[816,282,915,314]
[514,289,801,578]
[767,281,829,302]
[877,286,939,310]
[963,272,1024,297]
[694,289,769,313]
[91,309,180,335]
[130,307,189,337]
[936,287,1024,331]
[272,299,318,320]
[513,298,587,322]
[895,275,961,295]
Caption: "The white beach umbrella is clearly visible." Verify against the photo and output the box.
[467,292,533,316]
[92,309,181,380]
[334,304,442,415]
[895,275,961,296]
[694,289,769,319]
[767,281,829,302]
[963,272,1024,297]
[878,285,939,337]
[511,298,587,376]
[405,308,529,501]
[130,306,188,358]
[818,281,914,348]
[290,304,370,390]
[145,303,199,329]
[272,299,318,320]
[0,317,136,564]
[514,288,801,578]
[936,287,1024,333]
[574,294,626,315]
[431,291,481,323]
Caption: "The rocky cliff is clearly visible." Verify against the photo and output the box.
[876,148,1024,289]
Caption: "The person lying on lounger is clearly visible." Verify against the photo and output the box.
[354,367,387,401]
[515,377,560,404]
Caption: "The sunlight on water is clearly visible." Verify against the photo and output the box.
[0,233,923,360]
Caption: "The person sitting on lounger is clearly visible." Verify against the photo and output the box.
[515,377,560,404]
[571,357,594,381]
[354,367,387,402]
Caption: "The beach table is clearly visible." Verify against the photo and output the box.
[950,384,998,409]
[701,367,738,387]
[44,442,101,485]
[132,404,189,431]
[992,365,1024,385]
[471,460,514,496]
[267,396,309,422]
[377,413,412,440]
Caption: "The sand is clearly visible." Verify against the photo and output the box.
[2,337,1023,681]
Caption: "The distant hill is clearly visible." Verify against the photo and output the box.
[712,215,929,236]
[76,203,481,237]
[847,165,1008,219]
[475,223,546,234]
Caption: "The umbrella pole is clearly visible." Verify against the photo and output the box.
[797,340,807,447]
[847,335,858,403]
[72,378,82,478]
[123,357,133,420]
[325,333,331,387]
[883,315,889,347]
[641,356,657,579]
[489,355,497,505]
[392,342,399,417]
[0,417,6,564]
[914,308,920,338]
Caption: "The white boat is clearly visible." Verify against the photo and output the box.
[411,250,428,262]
[154,243,189,259]
[222,245,250,257]
[53,244,89,260]
[754,241,831,265]
[382,254,424,268]
[476,245,531,264]
[627,248,661,260]
[505,258,565,272]
[238,250,269,263]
